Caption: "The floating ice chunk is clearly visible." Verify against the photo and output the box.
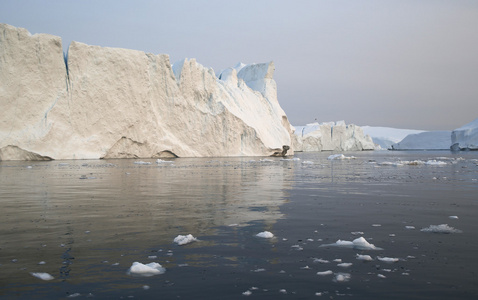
[30,272,54,280]
[156,159,174,164]
[335,240,354,247]
[351,231,364,236]
[143,285,150,290]
[259,159,274,162]
[377,256,399,263]
[242,290,252,296]
[38,261,46,265]
[134,161,151,165]
[302,160,314,164]
[313,258,329,264]
[425,160,447,166]
[316,270,333,276]
[372,224,381,227]
[281,157,300,161]
[320,237,383,250]
[405,226,415,230]
[256,231,274,239]
[334,273,351,282]
[67,293,81,298]
[252,268,266,272]
[333,259,342,263]
[337,262,352,268]
[356,254,373,261]
[377,161,404,167]
[301,265,311,270]
[127,262,166,277]
[173,234,198,245]
[279,289,287,294]
[328,154,355,160]
[448,216,459,219]
[420,224,462,233]
[377,274,387,278]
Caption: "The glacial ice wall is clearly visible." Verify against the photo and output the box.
[0,24,293,160]
[293,121,375,152]
[451,118,478,150]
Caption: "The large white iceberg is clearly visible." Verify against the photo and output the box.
[451,118,478,151]
[0,24,293,160]
[293,121,375,152]
[390,131,451,150]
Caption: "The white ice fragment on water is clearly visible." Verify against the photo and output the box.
[351,231,364,236]
[252,268,266,272]
[173,234,198,245]
[333,259,342,263]
[156,159,174,164]
[377,256,399,263]
[327,154,355,160]
[300,265,311,270]
[420,224,462,233]
[127,262,166,277]
[280,157,300,161]
[134,161,151,165]
[377,274,387,279]
[337,262,353,268]
[30,272,54,280]
[448,216,459,219]
[38,261,46,265]
[356,254,373,261]
[372,224,381,227]
[242,290,252,296]
[259,159,274,162]
[316,270,333,276]
[405,226,415,230]
[256,231,274,239]
[279,289,287,294]
[425,160,447,166]
[313,258,329,264]
[302,160,314,164]
[334,273,351,282]
[148,255,157,259]
[67,293,81,298]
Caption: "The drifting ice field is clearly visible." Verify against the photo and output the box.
[0,151,477,299]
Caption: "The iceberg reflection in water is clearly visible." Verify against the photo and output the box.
[1,151,478,299]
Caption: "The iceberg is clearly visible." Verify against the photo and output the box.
[390,131,451,150]
[0,24,293,160]
[173,234,198,245]
[127,262,166,276]
[293,121,375,152]
[361,126,425,149]
[451,118,478,151]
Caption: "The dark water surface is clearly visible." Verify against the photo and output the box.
[1,151,477,299]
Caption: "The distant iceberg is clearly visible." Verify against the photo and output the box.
[390,131,451,150]
[451,118,478,151]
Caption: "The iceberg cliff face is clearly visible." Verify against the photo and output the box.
[451,118,478,150]
[293,121,375,152]
[0,24,293,160]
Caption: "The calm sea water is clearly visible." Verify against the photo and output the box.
[1,151,477,299]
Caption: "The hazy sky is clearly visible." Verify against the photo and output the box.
[2,0,477,130]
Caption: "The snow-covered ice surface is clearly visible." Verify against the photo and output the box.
[1,151,477,299]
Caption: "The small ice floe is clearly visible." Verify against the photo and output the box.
[252,268,266,272]
[448,216,459,219]
[333,259,342,263]
[300,265,311,270]
[38,261,46,265]
[337,262,352,268]
[334,273,351,282]
[134,161,151,165]
[30,272,54,281]
[377,274,387,279]
[420,224,462,234]
[173,234,198,245]
[279,289,287,294]
[400,160,425,166]
[281,157,300,161]
[26,165,33,169]
[259,159,274,163]
[67,293,81,298]
[127,262,166,277]
[405,226,415,230]
[316,270,333,276]
[242,290,252,296]
[156,159,174,164]
[313,258,329,264]
[307,238,314,242]
[143,285,150,290]
[327,154,355,160]
[320,237,382,250]
[112,262,120,266]
[425,160,447,166]
[377,257,399,263]
[256,231,274,239]
[291,245,303,251]
[377,161,403,167]
[148,255,157,259]
[372,224,381,227]
[351,231,364,236]
[356,254,373,261]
